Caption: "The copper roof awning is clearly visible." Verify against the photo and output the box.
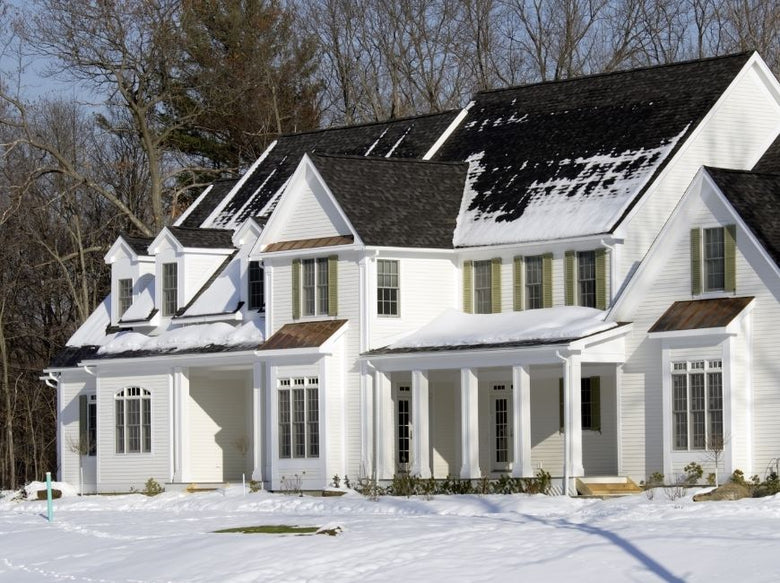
[264,235,354,253]
[259,320,348,350]
[649,297,754,333]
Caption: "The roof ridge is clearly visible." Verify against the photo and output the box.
[477,51,754,96]
[309,151,467,167]
[168,225,232,233]
[278,109,460,140]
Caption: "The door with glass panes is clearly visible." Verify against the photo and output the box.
[395,385,411,471]
[490,384,512,472]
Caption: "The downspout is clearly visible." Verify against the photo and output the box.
[600,238,617,312]
[556,350,570,496]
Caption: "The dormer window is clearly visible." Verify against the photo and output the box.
[690,225,736,295]
[704,228,725,291]
[248,261,265,311]
[291,256,338,319]
[117,279,133,316]
[162,262,178,316]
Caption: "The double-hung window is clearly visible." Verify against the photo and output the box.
[672,360,723,450]
[303,258,328,316]
[79,394,97,456]
[564,249,606,309]
[704,228,725,291]
[691,225,736,295]
[473,260,493,314]
[162,262,178,316]
[525,255,543,310]
[377,259,399,316]
[248,261,265,311]
[115,387,151,454]
[577,251,596,308]
[278,377,319,459]
[117,278,133,316]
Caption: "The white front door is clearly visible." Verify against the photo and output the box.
[491,385,512,472]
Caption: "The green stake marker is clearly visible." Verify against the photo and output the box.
[46,472,54,523]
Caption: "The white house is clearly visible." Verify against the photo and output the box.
[45,52,780,495]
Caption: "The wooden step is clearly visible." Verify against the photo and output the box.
[576,477,642,497]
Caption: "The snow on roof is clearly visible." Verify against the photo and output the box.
[388,307,616,350]
[97,320,264,355]
[120,274,155,322]
[66,295,111,347]
[183,256,242,317]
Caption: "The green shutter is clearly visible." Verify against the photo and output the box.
[564,251,575,306]
[79,395,88,455]
[463,260,473,313]
[558,378,564,431]
[724,224,736,293]
[491,257,502,313]
[513,256,524,311]
[542,253,553,308]
[591,377,601,432]
[690,228,701,296]
[328,255,338,316]
[595,248,607,310]
[291,259,301,319]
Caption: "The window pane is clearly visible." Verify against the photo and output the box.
[474,260,492,313]
[116,399,125,454]
[672,374,688,450]
[704,228,725,291]
[142,397,151,453]
[292,388,306,458]
[525,256,543,309]
[162,263,178,316]
[307,388,319,458]
[494,398,508,463]
[398,398,410,464]
[248,261,265,311]
[580,378,593,430]
[690,373,706,449]
[708,371,723,447]
[88,401,97,456]
[127,399,140,453]
[278,390,291,458]
[118,279,133,316]
[302,260,315,316]
[577,251,596,308]
[377,260,399,316]
[317,258,329,314]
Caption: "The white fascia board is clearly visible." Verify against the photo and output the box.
[254,347,332,360]
[201,140,277,228]
[233,217,263,248]
[179,246,234,256]
[456,233,623,260]
[148,227,182,255]
[174,183,213,227]
[80,350,259,371]
[422,105,471,160]
[616,53,778,233]
[172,311,243,325]
[105,237,150,264]
[569,323,633,352]
[260,242,362,261]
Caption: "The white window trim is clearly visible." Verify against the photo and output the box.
[277,377,320,459]
[114,387,152,455]
[301,258,329,317]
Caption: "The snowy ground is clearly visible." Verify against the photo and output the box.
[1,486,779,582]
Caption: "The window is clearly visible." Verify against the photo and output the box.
[704,227,725,291]
[302,258,329,316]
[278,377,319,459]
[162,262,178,316]
[79,394,97,456]
[577,251,596,308]
[115,387,151,454]
[248,261,265,311]
[118,278,133,316]
[377,259,399,316]
[672,360,723,450]
[397,386,411,465]
[474,260,492,314]
[559,377,601,431]
[525,255,543,310]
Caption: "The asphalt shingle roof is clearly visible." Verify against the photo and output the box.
[752,134,780,174]
[705,167,780,266]
[434,52,753,246]
[203,111,460,230]
[309,153,467,248]
[179,179,239,229]
[120,235,154,256]
[167,226,234,249]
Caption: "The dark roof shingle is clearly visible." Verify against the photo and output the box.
[179,179,239,228]
[167,226,234,249]
[649,297,754,333]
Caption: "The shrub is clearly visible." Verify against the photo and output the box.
[249,480,262,493]
[683,462,703,485]
[143,478,164,496]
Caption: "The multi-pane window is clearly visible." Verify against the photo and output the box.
[162,262,178,316]
[118,278,133,316]
[474,260,492,314]
[493,385,509,464]
[704,227,725,291]
[377,259,399,316]
[525,255,543,310]
[302,258,329,316]
[672,360,723,450]
[397,386,411,465]
[278,377,319,459]
[577,251,596,308]
[115,387,151,454]
[87,394,97,456]
[248,261,265,311]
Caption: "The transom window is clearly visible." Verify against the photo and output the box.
[117,278,133,316]
[162,262,178,316]
[672,360,723,450]
[302,258,329,316]
[115,387,151,454]
[577,251,596,308]
[278,377,319,459]
[703,227,725,291]
[377,259,399,316]
[474,260,492,314]
[248,261,265,311]
[525,255,543,310]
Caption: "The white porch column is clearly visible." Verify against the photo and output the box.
[361,366,374,477]
[251,362,264,482]
[411,369,431,478]
[511,365,533,478]
[375,370,394,480]
[173,367,191,483]
[459,368,480,479]
[562,354,583,494]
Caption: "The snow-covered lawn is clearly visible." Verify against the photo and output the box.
[1,486,779,582]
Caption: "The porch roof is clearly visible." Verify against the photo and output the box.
[648,297,754,333]
[259,319,348,350]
